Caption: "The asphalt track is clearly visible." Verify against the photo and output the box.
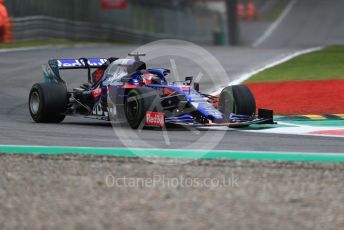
[256,0,344,48]
[1,45,344,152]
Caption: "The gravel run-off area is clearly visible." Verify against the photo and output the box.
[1,154,343,230]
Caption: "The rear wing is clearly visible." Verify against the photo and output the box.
[43,57,116,84]
[50,58,109,70]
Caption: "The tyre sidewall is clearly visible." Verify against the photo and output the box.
[219,85,256,120]
[219,87,235,120]
[29,83,67,123]
[125,87,160,129]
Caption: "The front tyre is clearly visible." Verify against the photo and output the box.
[124,87,161,129]
[219,85,256,120]
[29,83,67,123]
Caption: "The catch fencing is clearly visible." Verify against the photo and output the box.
[5,0,217,44]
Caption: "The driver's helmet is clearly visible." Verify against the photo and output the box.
[141,73,161,85]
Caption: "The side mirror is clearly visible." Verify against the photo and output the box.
[185,76,193,85]
[194,82,200,92]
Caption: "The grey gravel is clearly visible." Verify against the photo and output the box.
[1,154,343,230]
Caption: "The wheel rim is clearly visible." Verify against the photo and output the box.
[30,91,40,114]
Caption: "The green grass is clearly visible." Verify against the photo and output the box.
[0,39,126,49]
[246,46,344,83]
[0,39,77,49]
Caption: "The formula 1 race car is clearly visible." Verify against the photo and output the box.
[28,53,274,129]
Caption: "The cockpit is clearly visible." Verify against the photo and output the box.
[103,58,165,86]
[104,58,146,83]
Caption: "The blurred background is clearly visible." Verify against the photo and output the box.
[2,0,286,46]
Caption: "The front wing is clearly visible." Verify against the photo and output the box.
[148,109,275,128]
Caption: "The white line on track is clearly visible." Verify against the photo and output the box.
[211,46,324,95]
[246,130,344,138]
[200,123,344,138]
[252,0,298,47]
[244,121,344,138]
[230,46,323,85]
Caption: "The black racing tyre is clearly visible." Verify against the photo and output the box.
[29,83,67,123]
[219,85,256,120]
[124,87,161,129]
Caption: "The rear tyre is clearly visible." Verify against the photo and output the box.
[219,85,256,120]
[29,83,67,123]
[124,87,161,129]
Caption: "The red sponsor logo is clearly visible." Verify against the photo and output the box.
[163,88,173,95]
[92,87,102,98]
[180,85,190,91]
[146,112,165,127]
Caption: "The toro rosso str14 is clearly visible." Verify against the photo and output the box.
[29,54,274,129]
